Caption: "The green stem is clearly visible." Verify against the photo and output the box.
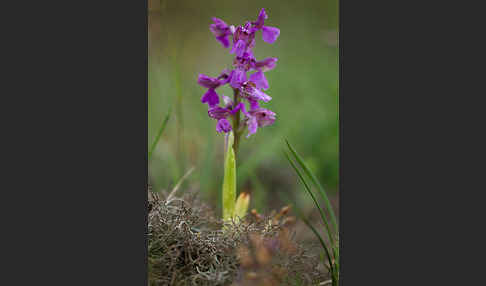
[232,89,241,157]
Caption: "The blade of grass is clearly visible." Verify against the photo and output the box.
[292,201,335,280]
[284,150,335,248]
[148,108,171,161]
[278,191,336,283]
[286,139,339,234]
[166,166,195,201]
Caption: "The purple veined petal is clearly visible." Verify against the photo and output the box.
[198,74,220,89]
[208,106,231,119]
[230,39,247,57]
[249,70,269,90]
[246,116,258,137]
[251,88,271,102]
[201,88,220,107]
[254,57,278,72]
[241,81,272,102]
[230,69,247,89]
[216,118,232,133]
[250,108,276,127]
[262,26,280,44]
[216,34,230,48]
[210,17,229,37]
[253,8,268,29]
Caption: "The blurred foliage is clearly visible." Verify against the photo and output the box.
[148,0,339,213]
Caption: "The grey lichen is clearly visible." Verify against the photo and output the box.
[148,191,327,286]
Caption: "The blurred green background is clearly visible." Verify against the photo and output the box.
[148,0,339,215]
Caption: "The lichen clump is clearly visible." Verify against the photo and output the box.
[148,192,327,285]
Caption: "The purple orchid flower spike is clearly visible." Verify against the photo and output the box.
[199,8,278,139]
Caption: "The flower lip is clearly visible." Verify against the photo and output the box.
[216,118,232,133]
[201,88,220,107]
[262,26,280,44]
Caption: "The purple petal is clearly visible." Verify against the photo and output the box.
[248,99,260,110]
[208,106,231,119]
[216,35,230,48]
[253,8,268,29]
[249,70,269,90]
[230,39,246,57]
[230,69,247,89]
[216,118,232,133]
[251,108,276,127]
[254,57,278,72]
[262,26,280,44]
[210,18,229,37]
[201,88,219,107]
[241,82,271,102]
[246,117,258,137]
[198,74,220,89]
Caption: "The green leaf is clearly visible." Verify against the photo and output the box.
[285,139,339,234]
[222,132,236,221]
[148,108,171,161]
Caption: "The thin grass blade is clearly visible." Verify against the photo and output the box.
[285,139,339,234]
[284,150,335,247]
[293,203,335,279]
[148,108,171,161]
